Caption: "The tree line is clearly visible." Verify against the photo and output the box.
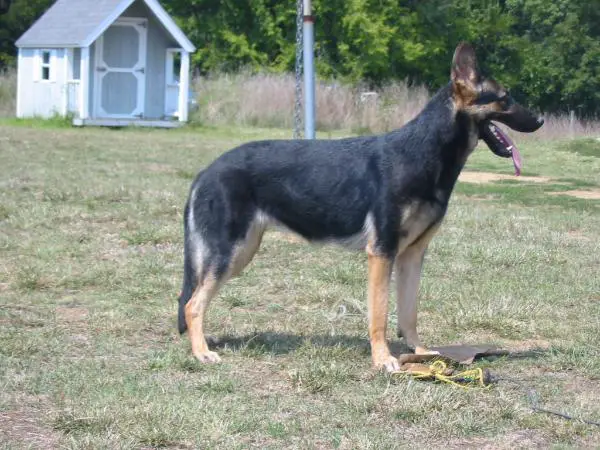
[1,0,599,116]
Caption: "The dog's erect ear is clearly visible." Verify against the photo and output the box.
[451,42,479,94]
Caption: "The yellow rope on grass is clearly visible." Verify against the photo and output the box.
[402,360,490,388]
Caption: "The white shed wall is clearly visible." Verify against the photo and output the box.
[17,48,68,118]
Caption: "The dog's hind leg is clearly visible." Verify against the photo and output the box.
[185,272,223,363]
[185,217,265,364]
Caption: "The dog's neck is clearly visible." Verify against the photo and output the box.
[423,82,479,152]
[407,83,479,193]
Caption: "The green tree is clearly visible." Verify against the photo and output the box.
[163,0,296,72]
[0,0,53,67]
[2,0,599,115]
[507,0,600,115]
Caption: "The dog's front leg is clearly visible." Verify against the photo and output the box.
[395,246,438,355]
[367,250,399,372]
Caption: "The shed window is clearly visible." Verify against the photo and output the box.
[37,49,55,81]
[41,51,51,80]
[166,50,181,85]
[70,48,81,81]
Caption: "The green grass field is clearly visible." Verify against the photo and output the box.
[1,122,599,448]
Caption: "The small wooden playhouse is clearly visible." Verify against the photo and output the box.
[15,0,196,127]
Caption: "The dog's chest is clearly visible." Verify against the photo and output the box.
[398,199,445,240]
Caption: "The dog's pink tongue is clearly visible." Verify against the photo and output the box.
[496,125,522,176]
[512,146,522,176]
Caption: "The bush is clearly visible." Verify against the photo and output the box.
[189,71,430,134]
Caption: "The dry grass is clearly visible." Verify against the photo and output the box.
[0,69,16,118]
[532,114,600,141]
[189,72,600,138]
[191,71,430,133]
[0,123,599,448]
[1,67,599,138]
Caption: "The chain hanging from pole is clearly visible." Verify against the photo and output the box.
[293,0,303,139]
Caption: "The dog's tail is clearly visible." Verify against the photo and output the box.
[177,253,195,334]
[178,200,196,334]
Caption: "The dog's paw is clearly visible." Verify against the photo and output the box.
[374,355,401,373]
[194,350,222,364]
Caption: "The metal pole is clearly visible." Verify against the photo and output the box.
[302,0,315,139]
[293,0,303,139]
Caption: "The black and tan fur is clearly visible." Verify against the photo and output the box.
[177,43,543,372]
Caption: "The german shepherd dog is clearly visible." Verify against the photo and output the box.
[178,43,543,372]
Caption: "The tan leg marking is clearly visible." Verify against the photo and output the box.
[185,221,265,364]
[395,223,441,355]
[185,275,222,363]
[367,251,399,372]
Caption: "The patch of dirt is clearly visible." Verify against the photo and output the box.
[0,408,61,449]
[55,306,91,346]
[563,376,600,400]
[567,229,591,241]
[56,306,89,323]
[459,171,552,184]
[548,189,600,200]
[459,171,600,200]
[447,333,551,355]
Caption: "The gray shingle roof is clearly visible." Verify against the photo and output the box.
[15,0,195,51]
[16,0,124,47]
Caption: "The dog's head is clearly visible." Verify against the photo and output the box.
[451,42,543,174]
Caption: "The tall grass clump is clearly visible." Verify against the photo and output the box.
[190,71,600,139]
[0,69,16,118]
[532,114,600,140]
[190,71,430,134]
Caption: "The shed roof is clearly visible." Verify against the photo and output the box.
[15,0,195,52]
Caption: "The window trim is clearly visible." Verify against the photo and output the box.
[35,49,56,83]
[165,48,181,87]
